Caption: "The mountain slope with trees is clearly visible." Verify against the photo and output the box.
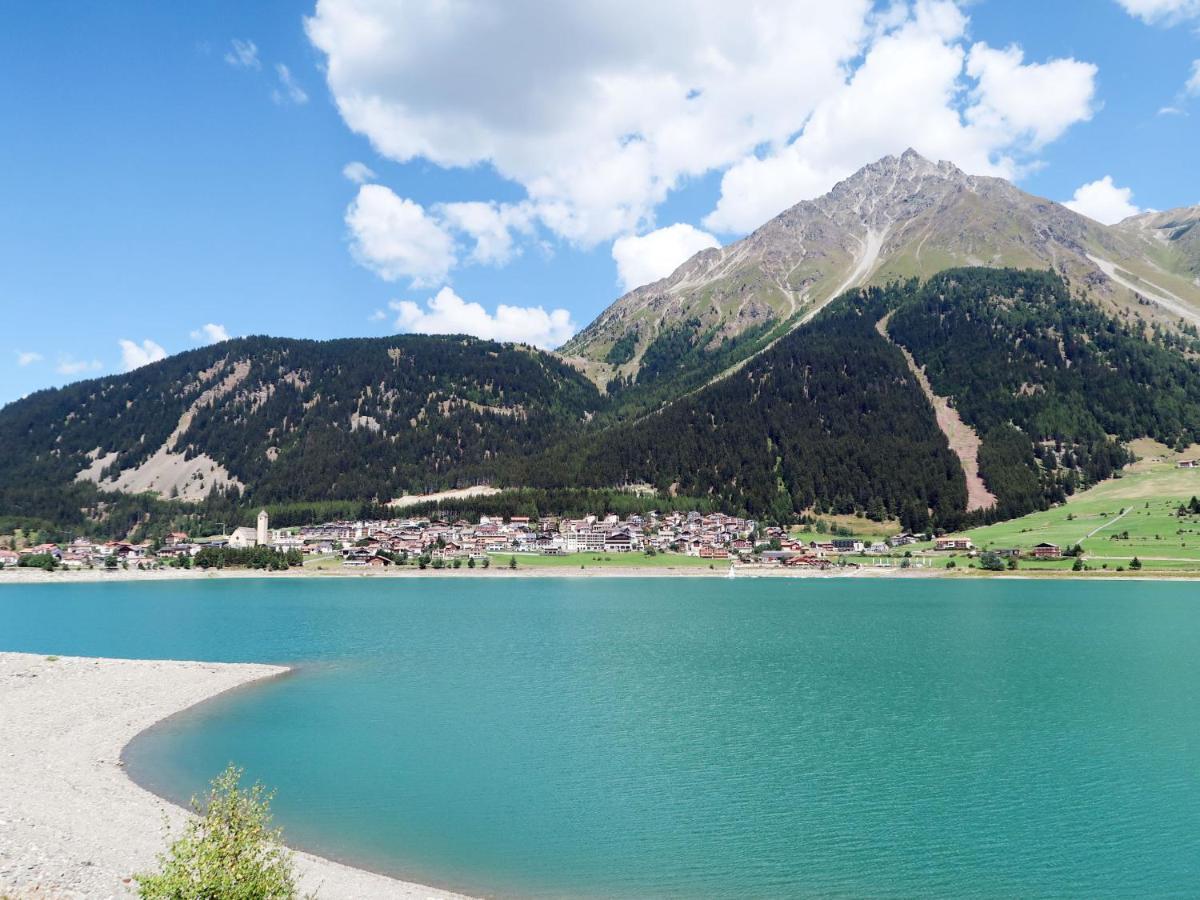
[0,334,600,536]
[529,268,1200,529]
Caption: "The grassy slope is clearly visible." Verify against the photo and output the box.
[961,440,1200,570]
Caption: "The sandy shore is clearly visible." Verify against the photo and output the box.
[0,565,915,584]
[0,652,468,900]
[1,564,1197,584]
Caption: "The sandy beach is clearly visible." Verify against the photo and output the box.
[0,652,468,900]
[0,564,1196,585]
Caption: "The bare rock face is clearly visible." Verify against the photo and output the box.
[1113,205,1200,280]
[564,149,1200,383]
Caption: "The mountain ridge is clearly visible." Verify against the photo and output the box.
[5,153,1200,542]
[561,150,1200,387]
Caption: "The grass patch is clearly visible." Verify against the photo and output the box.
[962,441,1200,573]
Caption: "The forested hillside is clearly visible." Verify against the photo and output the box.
[0,334,600,536]
[5,268,1200,541]
[526,268,1200,529]
[531,289,970,531]
[888,269,1200,519]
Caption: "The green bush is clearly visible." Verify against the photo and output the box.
[194,547,301,571]
[137,765,299,899]
[979,552,1006,572]
[17,553,57,571]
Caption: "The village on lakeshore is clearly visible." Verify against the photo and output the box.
[4,444,1197,577]
[0,505,1112,574]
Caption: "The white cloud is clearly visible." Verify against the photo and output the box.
[272,64,309,105]
[368,308,388,322]
[389,287,575,348]
[345,184,456,286]
[1188,60,1200,95]
[705,3,1098,232]
[190,323,230,344]
[306,0,873,246]
[437,201,535,266]
[1063,176,1143,225]
[56,356,102,376]
[1115,0,1200,24]
[612,224,720,292]
[15,351,42,367]
[224,39,260,70]
[342,161,377,184]
[307,0,1098,248]
[119,339,168,372]
[964,44,1098,149]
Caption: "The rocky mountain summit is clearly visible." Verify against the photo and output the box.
[563,150,1200,384]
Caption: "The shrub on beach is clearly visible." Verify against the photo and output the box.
[137,764,300,899]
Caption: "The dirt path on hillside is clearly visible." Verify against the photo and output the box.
[876,313,997,513]
[1080,506,1132,543]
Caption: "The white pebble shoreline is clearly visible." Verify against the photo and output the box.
[0,652,469,899]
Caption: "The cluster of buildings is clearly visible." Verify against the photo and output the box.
[304,511,763,567]
[0,506,1061,572]
[0,537,172,570]
[0,511,272,570]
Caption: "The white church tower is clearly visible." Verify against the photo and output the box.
[256,509,269,547]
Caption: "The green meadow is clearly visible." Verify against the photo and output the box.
[962,440,1200,572]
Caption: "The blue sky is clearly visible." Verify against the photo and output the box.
[2,0,1198,404]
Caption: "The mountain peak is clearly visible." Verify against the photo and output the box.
[810,149,972,234]
[831,149,967,194]
[563,151,1200,380]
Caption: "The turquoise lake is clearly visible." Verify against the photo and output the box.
[2,577,1198,897]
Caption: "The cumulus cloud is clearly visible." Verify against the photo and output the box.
[1063,176,1143,225]
[224,39,260,70]
[437,201,535,266]
[705,3,1098,232]
[612,224,720,292]
[345,184,456,286]
[272,63,309,106]
[190,323,230,344]
[964,44,1098,149]
[56,356,102,376]
[307,0,1098,248]
[306,0,872,245]
[389,287,575,348]
[342,161,377,184]
[119,339,168,372]
[15,351,42,367]
[1115,0,1200,24]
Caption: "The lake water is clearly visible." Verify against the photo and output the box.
[2,577,1198,897]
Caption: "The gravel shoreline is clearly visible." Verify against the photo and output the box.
[1,565,1197,584]
[0,652,468,899]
